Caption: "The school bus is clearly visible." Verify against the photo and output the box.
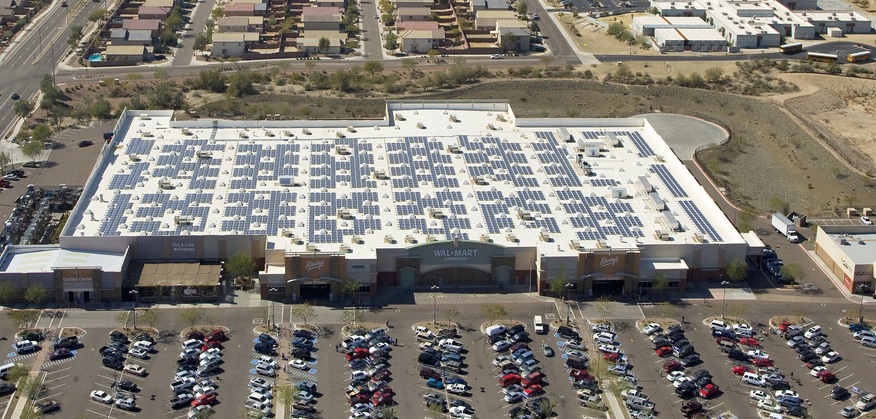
[779,43,803,54]
[848,51,871,63]
[807,52,838,63]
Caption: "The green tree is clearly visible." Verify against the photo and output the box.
[363,60,383,75]
[500,31,516,51]
[607,21,625,36]
[384,33,398,51]
[767,196,790,215]
[19,374,44,400]
[226,252,254,284]
[342,279,361,305]
[227,71,256,98]
[23,284,47,306]
[67,25,84,47]
[529,21,540,34]
[88,8,106,22]
[726,258,747,282]
[444,308,459,325]
[539,56,552,68]
[139,308,160,328]
[180,307,204,329]
[781,262,805,284]
[90,97,113,119]
[194,32,211,51]
[481,303,508,325]
[211,7,224,20]
[31,124,51,144]
[547,276,568,297]
[291,302,315,325]
[116,311,130,330]
[146,82,186,109]
[704,66,724,83]
[166,6,184,30]
[401,58,417,72]
[342,308,364,326]
[515,1,527,15]
[191,69,228,93]
[6,364,28,382]
[8,310,39,328]
[317,37,331,53]
[651,274,669,296]
[594,296,614,321]
[14,100,34,118]
[0,282,14,307]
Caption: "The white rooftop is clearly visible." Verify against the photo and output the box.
[0,246,128,273]
[66,103,743,257]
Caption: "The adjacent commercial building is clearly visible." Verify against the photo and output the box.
[814,225,876,295]
[0,102,749,305]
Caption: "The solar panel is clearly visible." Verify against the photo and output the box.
[629,131,655,157]
[679,200,723,242]
[650,164,688,198]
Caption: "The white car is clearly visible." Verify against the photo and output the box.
[747,349,769,359]
[447,383,467,395]
[854,330,875,340]
[758,399,782,412]
[642,323,661,335]
[598,344,621,354]
[250,386,273,399]
[493,356,511,366]
[180,348,201,358]
[862,216,873,225]
[804,325,822,339]
[810,366,828,377]
[188,405,212,418]
[786,336,805,347]
[133,340,155,350]
[195,386,216,398]
[289,359,308,370]
[91,390,113,403]
[257,355,278,368]
[750,390,770,402]
[732,323,753,333]
[255,364,276,377]
[815,342,832,355]
[124,364,146,376]
[775,390,800,400]
[822,351,841,363]
[666,371,686,382]
[129,347,149,359]
[193,383,216,395]
[370,342,391,353]
[248,392,272,406]
[591,323,612,333]
[490,54,503,59]
[350,403,372,413]
[672,377,692,388]
[200,348,222,359]
[593,332,616,344]
[249,377,272,389]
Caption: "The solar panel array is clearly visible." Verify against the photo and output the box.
[86,115,728,248]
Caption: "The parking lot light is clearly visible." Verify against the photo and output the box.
[565,283,575,326]
[431,285,439,325]
[129,290,138,330]
[721,281,730,319]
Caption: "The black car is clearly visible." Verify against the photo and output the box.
[768,380,791,390]
[680,354,702,367]
[33,400,59,413]
[680,400,702,417]
[692,369,711,380]
[668,331,686,343]
[103,357,124,370]
[727,349,749,362]
[49,348,72,360]
[556,326,580,340]
[293,329,315,339]
[257,333,277,347]
[508,324,526,336]
[254,342,276,356]
[785,405,807,417]
[291,347,311,359]
[53,337,78,350]
[177,356,198,366]
[489,334,505,345]
[651,337,670,349]
[0,383,15,396]
[799,350,818,361]
[78,140,94,148]
[118,380,138,392]
[110,331,129,343]
[10,93,19,100]
[134,333,154,343]
[99,347,125,359]
[694,375,712,389]
[20,331,42,342]
[103,132,114,140]
[291,337,314,348]
[831,386,850,400]
[7,169,24,178]
[675,382,697,399]
[512,332,530,343]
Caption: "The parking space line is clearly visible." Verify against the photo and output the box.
[43,374,69,384]
[86,408,110,418]
[45,383,67,391]
[44,366,72,375]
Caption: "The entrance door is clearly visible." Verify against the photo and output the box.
[591,280,624,297]
[299,284,330,302]
[399,268,416,287]
[83,291,92,303]
[66,292,75,304]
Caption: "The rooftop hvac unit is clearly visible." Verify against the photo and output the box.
[159,179,174,189]
[449,114,459,122]
[586,147,600,157]
[506,234,518,243]
[446,145,461,153]
[373,170,388,180]
[405,234,417,243]
[426,235,438,243]
[128,154,141,162]
[517,210,533,221]
[569,240,583,250]
[638,176,653,193]
[605,132,622,147]
[660,211,681,231]
[352,236,364,244]
[384,235,395,244]
[140,114,151,120]
[197,151,213,158]
[337,209,353,219]
[306,244,318,251]
[430,208,445,218]
[302,129,312,135]
[281,229,294,237]
[142,131,153,137]
[336,145,350,155]
[611,187,628,199]
[655,230,671,241]
[539,232,551,242]
[174,215,194,225]
[480,234,492,243]
[340,244,351,252]
[472,176,488,185]
[692,233,705,243]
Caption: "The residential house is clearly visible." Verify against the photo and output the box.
[396,20,439,31]
[143,0,176,8]
[396,7,431,22]
[298,30,346,53]
[495,20,529,51]
[211,32,260,57]
[217,16,264,32]
[470,0,509,12]
[137,5,171,19]
[109,28,154,46]
[399,28,444,53]
[312,0,345,7]
[393,0,434,8]
[104,45,153,61]
[475,9,516,30]
[223,2,267,16]
[123,19,163,37]
[0,0,16,24]
[301,6,343,31]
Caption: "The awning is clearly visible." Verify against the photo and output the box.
[644,259,689,271]
[741,231,766,255]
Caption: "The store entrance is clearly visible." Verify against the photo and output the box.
[299,283,331,302]
[591,280,624,297]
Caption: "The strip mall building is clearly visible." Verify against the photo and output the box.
[0,101,751,305]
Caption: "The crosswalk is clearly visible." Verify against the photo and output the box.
[41,356,76,369]
[6,352,38,363]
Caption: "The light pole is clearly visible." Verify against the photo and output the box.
[528,258,533,293]
[269,287,278,330]
[565,283,574,326]
[721,281,730,319]
[129,290,138,330]
[858,284,867,324]
[431,285,439,325]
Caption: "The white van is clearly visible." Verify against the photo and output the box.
[709,320,727,330]
[861,336,876,348]
[533,316,546,335]
[181,339,201,350]
[485,325,507,337]
[742,372,766,386]
[0,363,15,379]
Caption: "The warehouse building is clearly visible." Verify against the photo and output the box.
[0,102,749,305]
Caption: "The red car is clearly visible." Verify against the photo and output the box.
[524,384,544,398]
[604,352,620,362]
[699,383,719,399]
[419,367,441,379]
[372,370,392,381]
[738,337,760,347]
[372,394,393,406]
[732,365,753,375]
[191,394,216,407]
[663,360,682,373]
[656,346,673,357]
[348,393,369,405]
[818,370,837,383]
[346,348,369,361]
[752,358,774,367]
[715,336,734,345]
[569,369,592,381]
